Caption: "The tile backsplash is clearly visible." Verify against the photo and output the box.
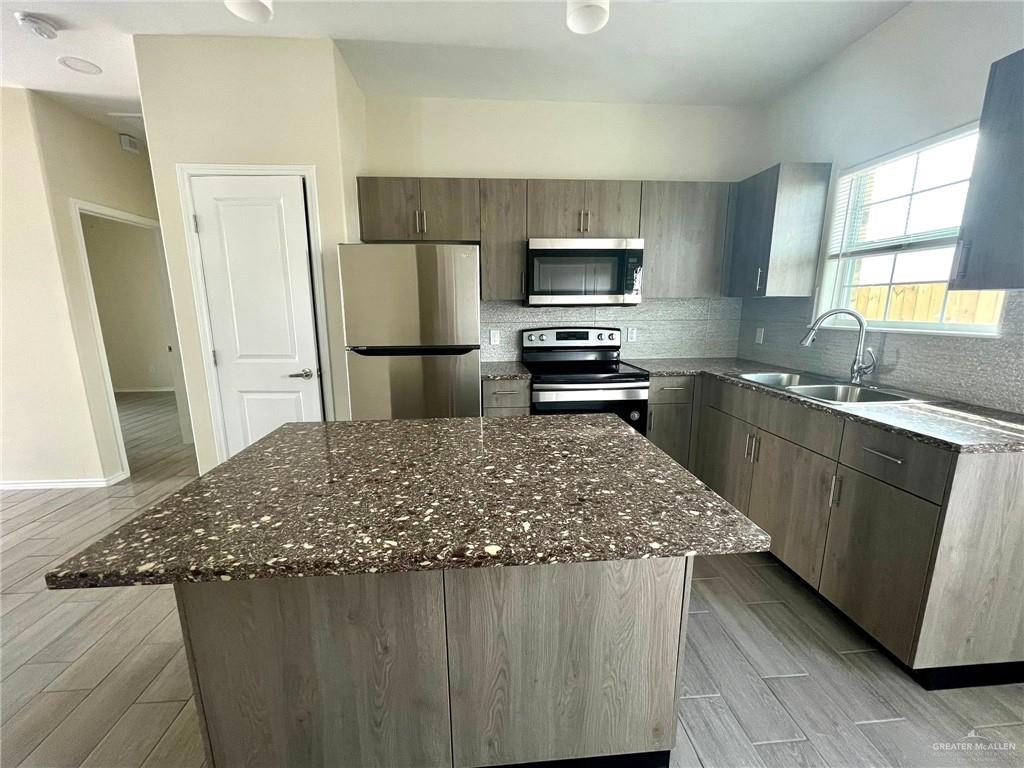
[737,291,1024,414]
[480,298,743,361]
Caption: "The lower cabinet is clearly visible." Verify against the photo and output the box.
[746,430,835,588]
[694,405,755,510]
[818,466,941,664]
[483,406,530,418]
[647,403,692,467]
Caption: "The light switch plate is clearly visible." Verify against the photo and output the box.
[489,329,500,345]
[755,327,765,345]
[627,327,638,342]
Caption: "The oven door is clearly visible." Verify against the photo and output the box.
[526,239,642,305]
[531,383,649,435]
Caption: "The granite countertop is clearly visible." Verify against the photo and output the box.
[47,414,769,589]
[480,361,531,380]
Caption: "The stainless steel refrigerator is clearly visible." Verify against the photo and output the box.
[339,243,481,421]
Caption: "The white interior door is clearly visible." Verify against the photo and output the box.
[191,175,323,457]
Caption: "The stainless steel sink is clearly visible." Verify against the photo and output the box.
[739,372,831,388]
[785,384,912,404]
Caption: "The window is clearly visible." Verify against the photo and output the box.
[818,128,1005,333]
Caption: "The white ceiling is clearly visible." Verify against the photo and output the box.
[1,1,908,135]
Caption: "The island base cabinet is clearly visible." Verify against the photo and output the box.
[445,558,691,767]
[648,403,692,468]
[817,467,940,664]
[175,572,453,768]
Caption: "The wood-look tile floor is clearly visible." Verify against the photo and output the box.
[1,394,1021,766]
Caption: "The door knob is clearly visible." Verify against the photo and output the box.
[288,368,314,380]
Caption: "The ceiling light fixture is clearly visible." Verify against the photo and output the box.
[58,56,102,75]
[13,11,58,39]
[566,0,609,35]
[224,0,274,23]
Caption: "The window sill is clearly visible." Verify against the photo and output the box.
[814,323,1002,340]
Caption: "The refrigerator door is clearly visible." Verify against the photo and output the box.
[340,244,480,347]
[346,348,482,421]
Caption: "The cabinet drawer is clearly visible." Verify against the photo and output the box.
[703,377,843,459]
[649,376,694,404]
[839,421,952,504]
[482,380,530,408]
[483,406,530,418]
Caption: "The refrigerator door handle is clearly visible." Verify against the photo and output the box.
[348,345,480,357]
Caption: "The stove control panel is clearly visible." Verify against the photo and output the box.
[522,327,621,349]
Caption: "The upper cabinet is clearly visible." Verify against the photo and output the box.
[526,180,641,238]
[950,49,1024,291]
[480,179,528,301]
[640,181,730,298]
[357,177,480,242]
[724,162,831,298]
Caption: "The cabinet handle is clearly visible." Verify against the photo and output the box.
[863,446,904,465]
[585,210,592,232]
[754,266,763,292]
[752,434,760,463]
[421,209,427,235]
[659,386,689,391]
[648,409,654,432]
[414,210,421,234]
[578,210,584,233]
[520,271,526,296]
[492,390,520,395]
[830,474,843,506]
[743,433,753,460]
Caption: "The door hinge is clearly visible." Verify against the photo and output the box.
[192,214,200,233]
[212,349,218,367]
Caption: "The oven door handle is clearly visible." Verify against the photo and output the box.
[533,389,649,403]
[533,382,649,391]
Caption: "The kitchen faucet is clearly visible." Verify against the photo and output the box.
[799,308,877,385]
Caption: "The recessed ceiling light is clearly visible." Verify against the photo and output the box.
[566,0,610,35]
[58,56,102,75]
[13,11,58,40]
[224,0,273,23]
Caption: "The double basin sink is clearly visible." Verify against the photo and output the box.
[739,372,922,405]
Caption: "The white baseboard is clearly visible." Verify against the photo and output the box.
[0,469,130,490]
[114,387,174,393]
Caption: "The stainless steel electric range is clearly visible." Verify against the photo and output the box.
[521,327,650,434]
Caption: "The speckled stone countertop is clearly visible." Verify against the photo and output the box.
[480,361,531,380]
[625,357,1024,453]
[47,414,769,589]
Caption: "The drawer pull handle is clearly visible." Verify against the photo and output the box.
[659,386,689,390]
[863,446,904,465]
[744,433,753,460]
[492,390,521,395]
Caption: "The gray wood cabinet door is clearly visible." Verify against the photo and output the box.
[527,179,586,237]
[419,178,481,241]
[726,166,778,297]
[480,179,528,300]
[747,430,836,588]
[640,181,730,298]
[951,49,1024,290]
[648,402,692,467]
[818,466,940,664]
[358,177,421,241]
[694,405,755,512]
[584,180,641,238]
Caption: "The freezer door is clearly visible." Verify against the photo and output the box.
[346,348,482,421]
[340,244,480,347]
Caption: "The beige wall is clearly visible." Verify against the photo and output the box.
[134,35,366,472]
[1,88,105,484]
[363,96,765,181]
[83,213,175,391]
[1,88,164,485]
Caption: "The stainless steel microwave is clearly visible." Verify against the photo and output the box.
[525,238,643,306]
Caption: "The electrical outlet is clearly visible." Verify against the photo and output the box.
[627,327,638,342]
[489,329,500,345]
[755,327,765,345]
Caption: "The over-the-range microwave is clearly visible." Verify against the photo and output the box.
[525,238,643,306]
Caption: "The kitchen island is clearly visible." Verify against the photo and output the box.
[48,414,769,768]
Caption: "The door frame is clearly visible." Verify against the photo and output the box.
[176,164,333,463]
[69,199,166,483]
